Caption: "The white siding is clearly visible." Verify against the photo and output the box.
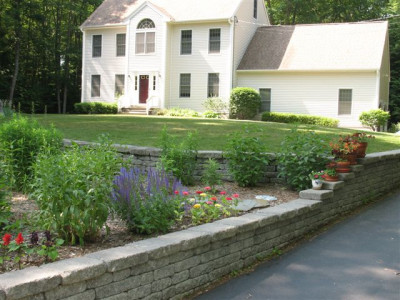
[82,27,127,103]
[237,71,378,127]
[125,6,167,106]
[168,22,231,111]
[379,31,390,110]
[232,0,269,86]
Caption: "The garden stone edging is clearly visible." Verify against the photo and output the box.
[62,139,281,183]
[0,149,399,300]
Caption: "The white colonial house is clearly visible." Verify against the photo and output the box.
[80,0,390,127]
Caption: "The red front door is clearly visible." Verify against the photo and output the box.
[139,75,149,104]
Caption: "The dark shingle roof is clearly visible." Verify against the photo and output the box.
[238,26,294,70]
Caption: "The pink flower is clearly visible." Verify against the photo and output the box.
[2,234,11,246]
[314,175,319,179]
[232,194,239,198]
[15,233,24,245]
[226,197,232,201]
[204,186,211,191]
[211,197,217,201]
[220,191,226,195]
[196,191,203,194]
[182,191,189,196]
[206,201,213,205]
[174,190,179,195]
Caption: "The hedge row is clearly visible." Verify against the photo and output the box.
[261,112,339,127]
[74,102,118,114]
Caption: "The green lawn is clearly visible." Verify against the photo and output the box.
[4,114,400,153]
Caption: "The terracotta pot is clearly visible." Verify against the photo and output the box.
[326,161,336,168]
[344,153,358,165]
[335,161,351,173]
[356,142,368,158]
[323,174,339,182]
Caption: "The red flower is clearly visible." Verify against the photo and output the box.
[206,201,213,205]
[182,191,189,196]
[174,190,179,195]
[204,186,211,191]
[196,191,203,194]
[15,233,24,245]
[220,191,226,195]
[211,197,217,201]
[226,197,232,201]
[314,174,319,179]
[2,234,11,246]
[232,194,239,198]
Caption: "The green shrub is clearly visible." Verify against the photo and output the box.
[0,165,11,230]
[31,137,123,245]
[0,116,63,190]
[112,168,184,234]
[74,102,118,114]
[229,87,261,120]
[225,126,269,187]
[203,110,220,118]
[359,109,390,131]
[201,158,222,192]
[156,107,200,117]
[262,112,339,127]
[159,127,198,186]
[389,122,400,133]
[277,129,330,191]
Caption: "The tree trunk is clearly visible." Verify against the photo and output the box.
[9,38,20,106]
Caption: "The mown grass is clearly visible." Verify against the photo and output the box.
[2,114,399,153]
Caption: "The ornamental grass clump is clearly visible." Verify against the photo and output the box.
[111,168,185,234]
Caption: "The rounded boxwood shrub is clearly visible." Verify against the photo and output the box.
[229,87,261,120]
[359,109,390,131]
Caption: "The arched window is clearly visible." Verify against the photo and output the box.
[136,19,156,54]
[137,18,155,29]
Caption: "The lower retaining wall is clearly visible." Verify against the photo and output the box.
[0,150,399,300]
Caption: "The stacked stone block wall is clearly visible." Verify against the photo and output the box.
[0,149,398,300]
[62,140,280,183]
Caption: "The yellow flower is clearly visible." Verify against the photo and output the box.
[200,193,207,197]
[215,204,222,208]
[193,204,201,209]
[189,198,196,203]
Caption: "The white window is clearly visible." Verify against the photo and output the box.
[181,30,192,55]
[259,88,271,112]
[92,35,102,57]
[209,29,221,53]
[116,34,126,56]
[91,75,101,97]
[136,19,155,54]
[207,73,219,97]
[115,75,125,97]
[338,89,352,115]
[180,74,191,98]
[253,0,258,19]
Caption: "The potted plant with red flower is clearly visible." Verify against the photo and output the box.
[309,170,325,190]
[322,168,339,182]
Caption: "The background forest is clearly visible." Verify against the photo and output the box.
[0,0,399,124]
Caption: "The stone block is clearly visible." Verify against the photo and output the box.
[162,286,176,300]
[171,270,190,285]
[337,172,355,181]
[0,266,61,300]
[154,265,175,280]
[190,263,214,278]
[187,222,236,242]
[299,189,333,201]
[151,277,171,292]
[197,150,223,159]
[19,293,44,300]
[44,281,86,299]
[173,256,201,273]
[216,213,264,233]
[63,290,96,300]
[350,164,364,172]
[95,276,140,299]
[127,284,152,300]
[40,257,106,285]
[113,269,131,282]
[322,181,345,190]
[158,230,211,252]
[86,273,113,289]
[86,243,149,272]
[102,293,128,300]
[175,274,209,292]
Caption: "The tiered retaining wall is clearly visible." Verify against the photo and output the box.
[0,149,399,300]
[62,140,281,183]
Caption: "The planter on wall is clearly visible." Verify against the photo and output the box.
[323,175,339,182]
[312,179,323,190]
[356,142,368,158]
[344,153,358,165]
[336,160,351,173]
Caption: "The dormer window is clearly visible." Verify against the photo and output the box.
[136,19,155,54]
